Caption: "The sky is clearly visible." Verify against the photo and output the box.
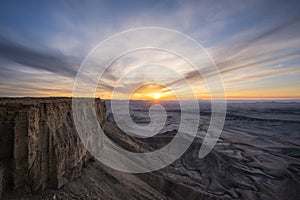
[0,0,300,100]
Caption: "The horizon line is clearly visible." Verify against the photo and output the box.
[1,96,300,101]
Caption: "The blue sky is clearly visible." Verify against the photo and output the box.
[0,0,300,99]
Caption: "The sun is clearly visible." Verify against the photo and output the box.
[153,93,161,100]
[131,84,177,100]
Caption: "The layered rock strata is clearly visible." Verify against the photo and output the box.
[0,98,106,197]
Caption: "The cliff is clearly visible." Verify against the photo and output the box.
[0,98,106,196]
[1,98,299,200]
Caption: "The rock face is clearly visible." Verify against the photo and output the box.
[0,98,106,196]
[1,99,300,200]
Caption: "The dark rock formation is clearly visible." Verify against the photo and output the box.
[0,98,106,197]
[1,99,299,200]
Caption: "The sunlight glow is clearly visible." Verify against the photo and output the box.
[152,93,161,99]
[129,84,177,100]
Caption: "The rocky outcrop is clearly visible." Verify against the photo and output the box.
[1,99,300,200]
[0,98,106,197]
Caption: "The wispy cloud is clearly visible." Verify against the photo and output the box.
[0,0,299,99]
[0,35,80,77]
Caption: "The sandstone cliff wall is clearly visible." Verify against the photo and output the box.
[0,98,106,196]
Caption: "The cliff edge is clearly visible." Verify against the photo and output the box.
[0,97,106,197]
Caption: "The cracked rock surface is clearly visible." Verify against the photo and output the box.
[1,99,300,199]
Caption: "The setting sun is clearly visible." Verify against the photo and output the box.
[152,93,161,99]
[130,83,176,100]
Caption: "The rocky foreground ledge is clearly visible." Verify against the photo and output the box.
[1,98,299,199]
[0,98,106,197]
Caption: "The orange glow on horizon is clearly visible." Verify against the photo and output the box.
[87,82,300,100]
[130,84,177,101]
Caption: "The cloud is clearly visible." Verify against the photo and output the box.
[0,35,79,78]
[0,0,300,98]
[163,14,300,90]
[0,65,74,97]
